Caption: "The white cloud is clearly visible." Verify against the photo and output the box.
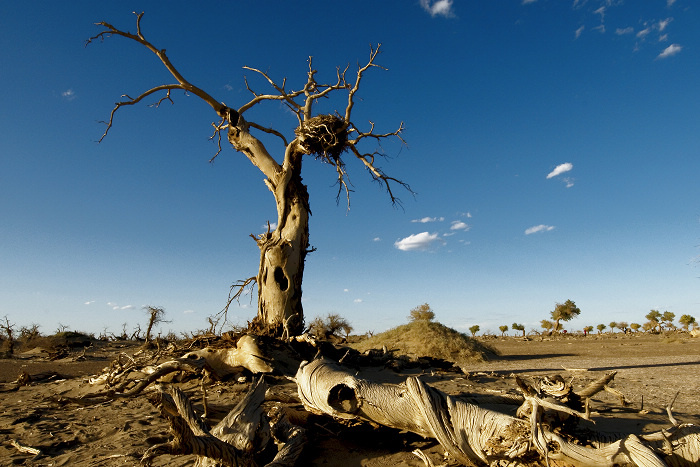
[575,25,585,39]
[183,309,195,314]
[657,18,672,32]
[450,221,470,231]
[546,162,573,179]
[353,299,363,303]
[343,289,349,293]
[522,0,537,4]
[262,221,278,231]
[525,225,555,235]
[615,27,634,35]
[394,232,440,251]
[636,27,651,39]
[657,43,682,59]
[107,302,117,307]
[120,305,134,310]
[412,216,444,223]
[667,0,676,6]
[659,33,668,42]
[419,0,455,18]
[84,300,95,305]
[61,89,76,101]
[373,237,381,242]
[562,177,575,188]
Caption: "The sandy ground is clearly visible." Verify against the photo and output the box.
[0,333,698,466]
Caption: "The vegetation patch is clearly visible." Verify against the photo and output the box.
[351,319,498,365]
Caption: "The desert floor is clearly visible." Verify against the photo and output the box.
[0,333,698,466]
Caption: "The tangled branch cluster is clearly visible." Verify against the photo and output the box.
[295,114,348,164]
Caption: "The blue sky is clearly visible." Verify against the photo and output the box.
[1,1,698,337]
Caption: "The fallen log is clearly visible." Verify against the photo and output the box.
[295,357,700,466]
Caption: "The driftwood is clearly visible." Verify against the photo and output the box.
[143,376,306,467]
[295,357,700,466]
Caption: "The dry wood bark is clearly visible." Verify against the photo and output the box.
[143,376,306,467]
[295,357,700,466]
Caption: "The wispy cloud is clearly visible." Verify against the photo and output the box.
[657,43,682,59]
[657,18,672,32]
[419,0,455,18]
[412,216,444,223]
[525,225,555,235]
[636,27,651,39]
[394,232,440,251]
[61,89,76,101]
[522,0,537,4]
[372,237,381,242]
[667,0,676,6]
[574,25,585,39]
[353,298,363,303]
[84,300,95,305]
[546,162,573,179]
[183,309,195,314]
[615,27,634,35]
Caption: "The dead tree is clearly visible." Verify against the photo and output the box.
[88,13,409,337]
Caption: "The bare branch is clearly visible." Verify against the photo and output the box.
[349,144,413,206]
[247,121,289,146]
[239,66,305,116]
[344,44,385,124]
[87,12,235,141]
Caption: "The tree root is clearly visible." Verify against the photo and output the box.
[142,376,306,467]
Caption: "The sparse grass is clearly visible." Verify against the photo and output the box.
[350,320,498,365]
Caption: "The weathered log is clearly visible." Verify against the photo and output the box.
[295,357,700,467]
[183,334,274,378]
[143,376,306,467]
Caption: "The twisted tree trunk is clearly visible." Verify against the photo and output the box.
[227,122,309,336]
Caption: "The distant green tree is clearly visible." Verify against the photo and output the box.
[468,325,480,337]
[512,322,526,337]
[541,320,554,333]
[409,303,435,322]
[645,310,662,333]
[630,322,641,332]
[661,311,676,330]
[609,322,618,333]
[617,321,628,332]
[679,314,697,331]
[499,325,509,336]
[583,325,594,335]
[550,299,581,333]
[596,323,606,334]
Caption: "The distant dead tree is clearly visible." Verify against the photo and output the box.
[143,305,167,346]
[88,13,410,337]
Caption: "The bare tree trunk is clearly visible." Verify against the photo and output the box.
[229,124,309,336]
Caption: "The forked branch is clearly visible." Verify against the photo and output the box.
[87,12,234,142]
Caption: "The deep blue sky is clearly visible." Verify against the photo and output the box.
[1,1,698,336]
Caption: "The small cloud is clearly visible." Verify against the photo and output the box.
[419,0,455,18]
[394,232,440,251]
[372,237,381,242]
[120,305,134,310]
[636,27,651,39]
[61,89,76,101]
[522,0,537,4]
[575,25,585,39]
[667,0,676,6]
[546,162,573,179]
[224,84,233,91]
[343,289,349,293]
[183,309,195,314]
[412,216,444,223]
[261,221,278,231]
[562,177,575,188]
[107,302,117,307]
[353,299,363,303]
[657,43,682,59]
[525,225,555,235]
[615,27,634,35]
[659,33,668,42]
[657,18,672,32]
[84,300,95,305]
[450,221,470,231]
